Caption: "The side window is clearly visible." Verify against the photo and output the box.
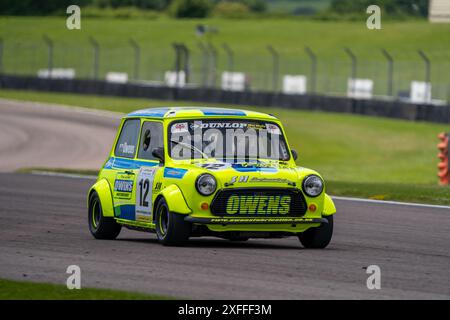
[114,119,140,158]
[138,121,164,160]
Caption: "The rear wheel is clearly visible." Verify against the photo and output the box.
[298,215,333,249]
[88,192,121,240]
[155,198,191,246]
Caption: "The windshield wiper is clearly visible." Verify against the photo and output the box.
[170,140,209,159]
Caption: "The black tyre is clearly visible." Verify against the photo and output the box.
[88,192,121,240]
[298,215,333,249]
[155,198,191,246]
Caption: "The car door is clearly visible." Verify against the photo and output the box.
[134,121,164,223]
[110,118,141,220]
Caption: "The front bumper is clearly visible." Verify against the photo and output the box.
[185,216,327,225]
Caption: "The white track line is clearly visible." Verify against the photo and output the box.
[30,170,97,180]
[332,195,450,210]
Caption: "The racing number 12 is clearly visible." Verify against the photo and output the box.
[136,167,157,220]
[138,178,150,207]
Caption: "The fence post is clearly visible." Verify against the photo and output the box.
[447,83,450,106]
[344,47,357,96]
[417,50,431,84]
[89,37,99,80]
[381,49,394,97]
[43,35,54,76]
[197,42,209,88]
[172,43,181,87]
[418,50,431,102]
[344,47,357,79]
[305,46,317,94]
[222,43,234,73]
[417,50,432,102]
[267,45,279,92]
[0,38,3,74]
[180,43,190,84]
[129,38,140,80]
[207,42,217,88]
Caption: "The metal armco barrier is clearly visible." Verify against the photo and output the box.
[1,74,450,124]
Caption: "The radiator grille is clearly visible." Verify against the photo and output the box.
[210,188,307,217]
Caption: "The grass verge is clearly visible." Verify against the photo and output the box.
[328,181,450,206]
[1,17,449,97]
[0,278,173,300]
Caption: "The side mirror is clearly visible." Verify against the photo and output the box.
[291,149,298,161]
[152,147,165,164]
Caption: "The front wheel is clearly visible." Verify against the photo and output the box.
[155,198,191,246]
[298,215,333,249]
[88,192,121,240]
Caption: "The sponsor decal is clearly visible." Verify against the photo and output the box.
[228,176,249,184]
[118,142,135,155]
[154,182,162,191]
[189,122,247,130]
[210,217,315,223]
[250,177,293,184]
[164,167,188,179]
[227,176,294,185]
[247,123,266,130]
[104,157,159,170]
[114,179,133,192]
[265,123,281,135]
[197,162,232,171]
[225,195,291,215]
[171,122,188,133]
[231,163,278,172]
[104,158,114,169]
[116,204,135,220]
[114,173,134,200]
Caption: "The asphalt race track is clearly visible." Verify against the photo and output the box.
[0,99,120,172]
[0,99,449,299]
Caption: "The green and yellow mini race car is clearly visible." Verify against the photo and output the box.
[87,107,336,248]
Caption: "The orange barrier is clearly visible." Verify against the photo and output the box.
[437,132,449,185]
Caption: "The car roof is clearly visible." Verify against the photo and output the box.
[126,107,277,120]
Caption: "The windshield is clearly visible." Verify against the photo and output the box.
[168,119,290,161]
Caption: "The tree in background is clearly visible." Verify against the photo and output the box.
[212,1,250,18]
[169,0,213,18]
[0,0,92,15]
[93,0,171,10]
[213,0,266,13]
[330,0,428,17]
[0,0,428,18]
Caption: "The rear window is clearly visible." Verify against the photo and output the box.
[114,119,140,158]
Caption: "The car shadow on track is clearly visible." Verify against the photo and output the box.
[117,237,305,250]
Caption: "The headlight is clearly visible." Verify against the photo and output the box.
[302,175,323,197]
[196,173,217,196]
